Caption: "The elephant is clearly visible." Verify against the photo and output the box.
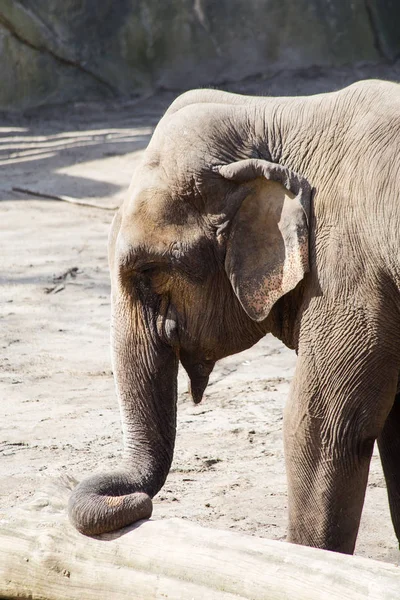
[68,79,400,555]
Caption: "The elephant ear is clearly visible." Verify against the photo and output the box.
[217,159,311,322]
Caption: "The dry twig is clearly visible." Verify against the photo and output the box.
[12,186,118,211]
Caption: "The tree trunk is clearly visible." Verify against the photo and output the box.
[1,478,399,600]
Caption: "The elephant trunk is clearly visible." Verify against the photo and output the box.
[68,295,178,536]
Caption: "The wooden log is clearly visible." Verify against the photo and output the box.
[0,479,399,600]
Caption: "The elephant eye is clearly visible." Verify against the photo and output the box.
[137,263,171,292]
[139,264,159,275]
[136,259,168,276]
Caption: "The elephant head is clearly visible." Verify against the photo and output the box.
[68,96,311,535]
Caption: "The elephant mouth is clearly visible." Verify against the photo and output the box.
[180,354,215,404]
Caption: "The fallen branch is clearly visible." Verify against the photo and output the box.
[44,284,65,294]
[11,186,118,210]
[53,267,79,283]
[0,478,399,600]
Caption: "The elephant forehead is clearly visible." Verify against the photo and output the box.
[124,184,177,224]
[118,186,203,263]
[124,174,200,224]
[120,217,194,252]
[117,224,205,270]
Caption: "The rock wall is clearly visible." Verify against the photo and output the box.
[1,0,399,111]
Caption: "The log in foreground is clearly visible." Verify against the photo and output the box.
[0,478,399,600]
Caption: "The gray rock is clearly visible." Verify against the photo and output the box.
[0,0,397,111]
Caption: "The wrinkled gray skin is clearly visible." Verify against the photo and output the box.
[69,80,400,554]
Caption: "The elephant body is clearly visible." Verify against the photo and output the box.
[69,80,400,554]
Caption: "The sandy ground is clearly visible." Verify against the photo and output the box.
[2,67,400,565]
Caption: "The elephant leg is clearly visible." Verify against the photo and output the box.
[377,391,400,545]
[284,301,399,554]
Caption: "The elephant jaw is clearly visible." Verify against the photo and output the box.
[180,356,215,404]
